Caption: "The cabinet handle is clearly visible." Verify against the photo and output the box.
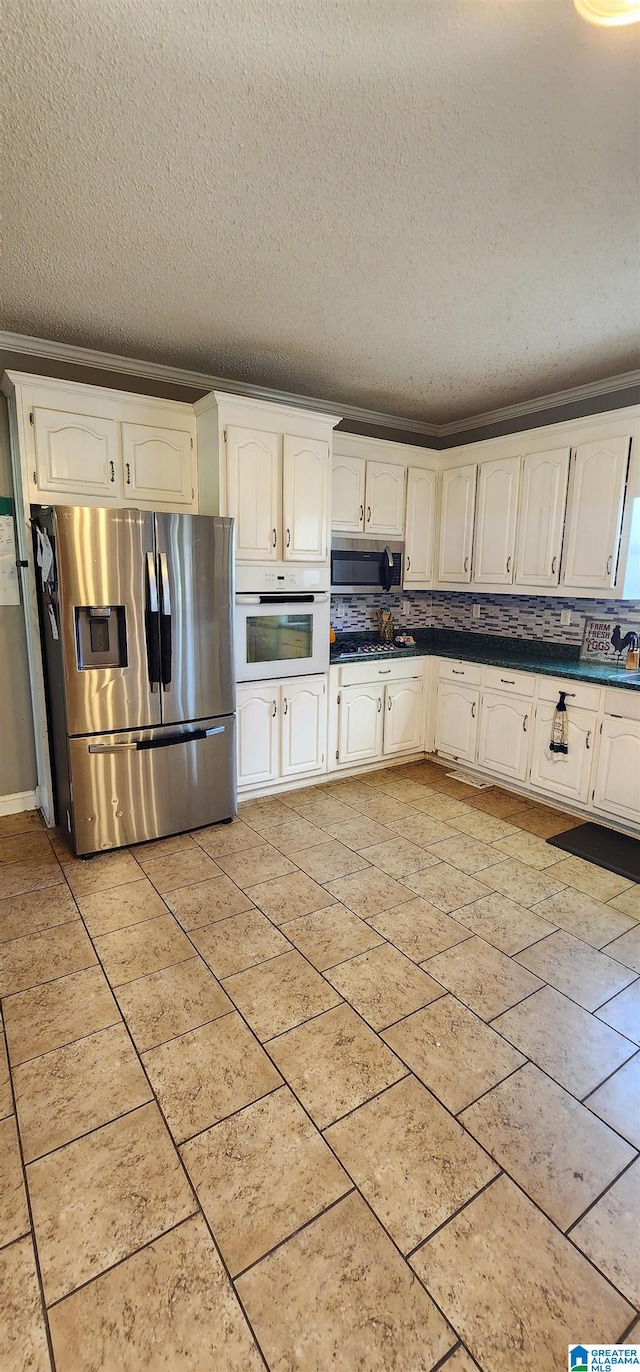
[506,556,511,574]
[378,696,382,712]
[109,460,115,483]
[606,554,613,575]
[551,555,557,575]
[471,701,476,718]
[283,697,288,714]
[272,528,277,548]
[388,695,392,710]
[367,506,371,523]
[406,554,411,572]
[523,714,528,732]
[464,556,469,573]
[126,462,131,485]
[272,700,277,717]
[586,730,591,750]
[452,668,464,675]
[500,677,515,685]
[359,504,364,522]
[378,668,391,675]
[286,529,291,548]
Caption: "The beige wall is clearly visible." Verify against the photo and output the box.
[0,394,37,798]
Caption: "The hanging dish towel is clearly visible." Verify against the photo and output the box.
[550,690,569,754]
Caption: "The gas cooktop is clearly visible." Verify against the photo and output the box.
[334,637,400,655]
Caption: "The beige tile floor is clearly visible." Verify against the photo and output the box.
[0,758,639,1372]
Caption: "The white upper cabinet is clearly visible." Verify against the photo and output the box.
[282,436,330,561]
[404,468,437,587]
[331,455,366,532]
[473,456,520,585]
[365,462,406,536]
[515,447,570,587]
[226,426,280,562]
[437,464,477,583]
[121,423,193,505]
[561,436,630,589]
[32,408,120,500]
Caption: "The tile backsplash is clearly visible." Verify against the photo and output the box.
[330,591,640,645]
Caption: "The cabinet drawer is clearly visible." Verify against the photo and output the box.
[537,677,601,713]
[438,659,482,686]
[603,689,640,722]
[482,666,532,697]
[339,658,424,686]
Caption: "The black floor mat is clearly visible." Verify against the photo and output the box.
[547,822,640,885]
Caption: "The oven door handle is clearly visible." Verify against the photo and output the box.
[235,592,329,605]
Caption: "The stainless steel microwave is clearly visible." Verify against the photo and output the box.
[331,538,403,594]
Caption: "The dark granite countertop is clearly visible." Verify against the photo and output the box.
[330,628,640,691]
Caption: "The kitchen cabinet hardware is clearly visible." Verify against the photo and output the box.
[501,677,515,684]
[272,528,277,547]
[272,700,277,716]
[551,556,557,575]
[378,696,382,711]
[586,731,591,749]
[126,462,131,485]
[471,701,476,718]
[110,461,115,482]
[286,529,291,547]
[283,697,288,714]
[367,506,371,523]
[606,554,613,575]
[506,556,512,573]
[523,714,528,731]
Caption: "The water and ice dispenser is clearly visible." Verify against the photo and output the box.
[74,606,128,669]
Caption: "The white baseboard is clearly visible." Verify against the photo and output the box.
[0,789,39,817]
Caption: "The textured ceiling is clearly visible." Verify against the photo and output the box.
[1,0,639,424]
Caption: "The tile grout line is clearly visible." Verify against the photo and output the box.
[405,1171,505,1261]
[0,1005,59,1372]
[230,1187,357,1283]
[564,1149,640,1237]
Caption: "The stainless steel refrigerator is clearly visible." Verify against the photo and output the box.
[34,504,236,855]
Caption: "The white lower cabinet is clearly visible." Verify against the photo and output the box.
[477,691,533,783]
[593,716,640,825]
[338,684,385,766]
[384,679,424,756]
[435,682,479,763]
[280,678,327,778]
[529,702,597,806]
[237,676,327,791]
[236,684,280,788]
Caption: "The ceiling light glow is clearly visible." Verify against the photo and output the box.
[574,0,640,25]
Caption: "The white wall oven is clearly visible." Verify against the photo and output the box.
[235,591,330,681]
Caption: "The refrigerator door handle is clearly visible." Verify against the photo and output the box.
[159,552,172,691]
[88,742,137,753]
[145,552,161,692]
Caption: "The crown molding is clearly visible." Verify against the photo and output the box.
[0,329,638,444]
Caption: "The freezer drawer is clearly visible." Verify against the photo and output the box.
[68,716,236,854]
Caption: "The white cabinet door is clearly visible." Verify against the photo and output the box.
[383,679,424,756]
[331,455,365,531]
[529,703,596,806]
[437,465,477,583]
[122,423,193,506]
[404,468,436,586]
[337,684,384,766]
[562,436,630,589]
[477,691,532,782]
[226,426,280,561]
[515,447,570,587]
[473,456,520,585]
[283,436,330,562]
[280,677,327,778]
[435,682,479,762]
[236,684,279,788]
[593,717,640,825]
[365,462,406,536]
[32,408,120,499]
